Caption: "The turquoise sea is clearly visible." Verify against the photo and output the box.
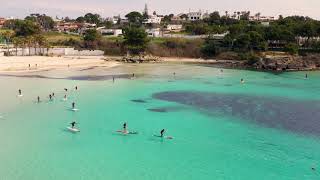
[0,63,319,179]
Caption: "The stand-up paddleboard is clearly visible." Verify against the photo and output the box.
[116,130,138,135]
[62,98,68,101]
[17,94,23,97]
[153,135,173,139]
[67,127,80,132]
[71,108,79,112]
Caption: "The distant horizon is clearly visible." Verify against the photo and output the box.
[1,0,320,20]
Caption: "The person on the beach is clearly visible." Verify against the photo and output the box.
[72,102,75,109]
[64,88,68,92]
[64,94,67,100]
[49,94,52,100]
[70,121,76,128]
[132,73,135,78]
[52,92,55,97]
[37,96,40,103]
[28,64,31,69]
[160,129,165,137]
[75,86,78,90]
[18,89,22,96]
[113,77,115,83]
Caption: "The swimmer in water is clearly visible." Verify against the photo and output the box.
[305,73,308,79]
[160,129,165,137]
[240,78,245,84]
[75,86,78,90]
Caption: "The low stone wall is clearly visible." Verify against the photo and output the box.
[1,48,104,56]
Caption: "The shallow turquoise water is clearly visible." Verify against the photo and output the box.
[0,64,320,179]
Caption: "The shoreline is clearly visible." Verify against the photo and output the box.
[0,55,318,74]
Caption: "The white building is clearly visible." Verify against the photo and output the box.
[249,15,275,22]
[188,11,202,21]
[146,28,162,37]
[144,15,163,24]
[166,24,183,32]
[187,10,209,21]
[98,28,123,36]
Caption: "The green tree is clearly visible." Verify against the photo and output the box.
[201,38,219,58]
[284,43,299,55]
[83,13,101,24]
[204,11,220,25]
[25,14,54,31]
[234,33,250,51]
[123,27,149,55]
[125,12,143,26]
[83,29,102,49]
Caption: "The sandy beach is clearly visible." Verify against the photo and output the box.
[0,56,120,73]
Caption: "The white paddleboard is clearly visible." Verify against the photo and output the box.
[67,127,80,132]
[153,135,173,139]
[116,130,138,135]
[17,94,23,97]
[71,108,79,111]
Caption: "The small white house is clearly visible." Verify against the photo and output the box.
[144,15,163,24]
[166,24,183,32]
[98,28,123,36]
[146,28,161,37]
[187,11,209,21]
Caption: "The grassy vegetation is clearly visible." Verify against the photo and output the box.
[43,32,81,44]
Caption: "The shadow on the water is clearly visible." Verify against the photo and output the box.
[153,91,320,137]
[131,99,148,103]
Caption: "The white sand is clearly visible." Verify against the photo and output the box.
[0,56,120,72]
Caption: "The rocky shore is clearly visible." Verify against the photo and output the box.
[105,53,320,72]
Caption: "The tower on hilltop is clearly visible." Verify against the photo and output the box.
[144,3,149,16]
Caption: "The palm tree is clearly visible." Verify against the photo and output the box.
[21,37,28,56]
[255,13,261,21]
[12,37,22,56]
[26,36,34,56]
[0,30,15,56]
[237,12,241,20]
[34,35,46,55]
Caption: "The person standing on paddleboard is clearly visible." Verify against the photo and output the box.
[123,122,127,133]
[70,121,76,128]
[160,129,165,137]
[72,102,75,109]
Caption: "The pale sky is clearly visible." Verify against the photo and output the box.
[0,0,319,20]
